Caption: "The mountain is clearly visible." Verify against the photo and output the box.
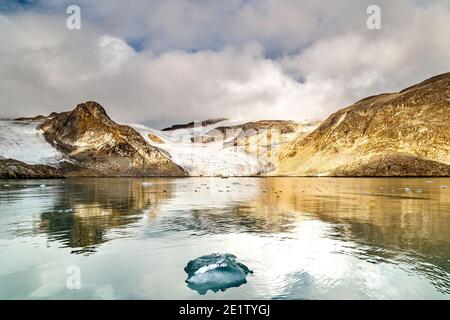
[276,73,450,176]
[1,73,449,178]
[40,101,187,177]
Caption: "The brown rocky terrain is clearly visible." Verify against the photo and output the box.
[193,120,320,145]
[14,112,58,122]
[161,118,228,131]
[276,72,450,176]
[148,133,165,144]
[40,101,187,177]
[0,158,63,178]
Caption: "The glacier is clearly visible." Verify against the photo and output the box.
[130,120,272,176]
[0,120,64,165]
[184,253,252,294]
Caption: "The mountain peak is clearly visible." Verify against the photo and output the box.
[72,101,110,120]
[39,102,187,177]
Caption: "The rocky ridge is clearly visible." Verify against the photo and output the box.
[39,101,187,177]
[276,72,450,176]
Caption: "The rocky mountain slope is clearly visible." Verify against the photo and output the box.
[276,73,450,176]
[39,101,187,177]
[0,158,63,178]
[161,118,228,131]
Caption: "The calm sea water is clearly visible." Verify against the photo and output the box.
[0,177,449,299]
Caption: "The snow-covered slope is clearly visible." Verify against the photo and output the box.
[0,117,314,177]
[0,120,64,165]
[131,121,270,176]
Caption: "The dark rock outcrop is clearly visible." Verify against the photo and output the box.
[0,159,63,178]
[14,112,58,122]
[161,118,228,131]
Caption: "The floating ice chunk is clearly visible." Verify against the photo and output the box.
[40,184,46,188]
[57,209,72,213]
[142,182,153,186]
[184,253,252,295]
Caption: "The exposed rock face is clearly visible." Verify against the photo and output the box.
[161,118,228,131]
[277,73,450,176]
[193,120,320,145]
[0,159,63,178]
[148,133,165,144]
[40,101,187,177]
[14,112,58,122]
[331,153,450,176]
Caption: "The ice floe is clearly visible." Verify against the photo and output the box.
[184,253,252,295]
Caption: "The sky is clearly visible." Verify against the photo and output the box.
[0,0,449,128]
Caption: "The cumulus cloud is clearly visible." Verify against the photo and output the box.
[0,0,449,128]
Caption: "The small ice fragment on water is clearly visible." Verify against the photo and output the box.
[142,182,153,186]
[184,253,252,295]
[40,184,46,187]
[404,187,411,192]
[3,184,10,187]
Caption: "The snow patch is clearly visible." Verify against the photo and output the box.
[0,120,64,165]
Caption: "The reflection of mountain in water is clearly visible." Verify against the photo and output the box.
[257,178,450,294]
[10,177,449,293]
[37,179,174,253]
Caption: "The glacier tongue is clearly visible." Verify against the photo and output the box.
[130,122,271,176]
[0,120,64,165]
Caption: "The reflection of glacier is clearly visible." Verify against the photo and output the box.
[131,122,270,176]
[0,120,63,164]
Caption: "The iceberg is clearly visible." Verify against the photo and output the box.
[184,253,252,295]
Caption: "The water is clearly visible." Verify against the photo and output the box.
[0,177,449,300]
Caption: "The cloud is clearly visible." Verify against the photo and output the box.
[0,0,449,128]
